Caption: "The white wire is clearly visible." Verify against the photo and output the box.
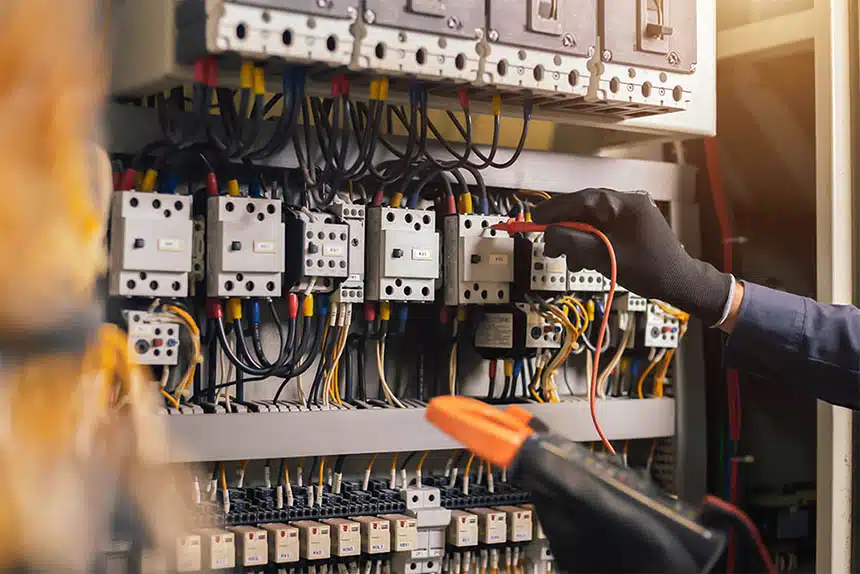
[597,322,634,398]
[159,365,171,389]
[377,340,406,408]
[448,341,458,395]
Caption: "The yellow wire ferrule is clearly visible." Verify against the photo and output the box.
[253,67,266,96]
[141,169,158,192]
[462,193,473,214]
[226,179,241,197]
[391,192,404,207]
[240,61,254,89]
[302,294,315,317]
[369,79,380,101]
[503,359,513,378]
[378,77,390,101]
[457,306,467,322]
[379,301,392,321]
[586,299,595,321]
[226,298,243,321]
[492,95,502,116]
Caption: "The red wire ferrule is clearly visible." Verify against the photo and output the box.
[287,294,299,319]
[206,299,223,319]
[206,172,219,196]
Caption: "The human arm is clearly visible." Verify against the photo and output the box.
[534,188,860,409]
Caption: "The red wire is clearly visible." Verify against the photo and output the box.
[703,495,775,574]
[559,222,618,455]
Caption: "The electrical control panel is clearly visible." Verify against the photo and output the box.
[444,214,514,306]
[175,0,356,68]
[323,518,361,557]
[644,301,681,348]
[366,207,439,303]
[260,523,300,564]
[123,311,180,366]
[447,510,478,548]
[198,528,236,570]
[109,191,193,298]
[356,0,484,82]
[293,520,331,561]
[285,210,350,293]
[207,196,285,298]
[228,525,268,568]
[353,516,391,554]
[331,203,366,303]
[513,233,568,296]
[483,0,595,102]
[569,269,607,292]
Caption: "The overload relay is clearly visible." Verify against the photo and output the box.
[109,191,193,297]
[206,196,285,298]
[123,310,180,366]
[513,233,568,298]
[644,302,682,348]
[366,207,439,303]
[473,304,563,358]
[285,210,351,294]
[444,214,515,306]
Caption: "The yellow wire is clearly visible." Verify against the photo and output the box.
[160,388,180,409]
[283,461,291,485]
[240,460,249,472]
[318,457,326,488]
[653,349,676,397]
[165,304,202,399]
[220,464,228,493]
[464,452,476,477]
[636,355,663,399]
[391,453,399,472]
[367,453,378,474]
[417,451,430,472]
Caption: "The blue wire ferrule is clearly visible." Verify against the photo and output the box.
[249,180,262,198]
[317,293,329,317]
[480,197,489,216]
[163,174,180,195]
[249,299,261,325]
[512,361,522,379]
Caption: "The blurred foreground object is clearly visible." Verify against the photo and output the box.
[0,0,187,569]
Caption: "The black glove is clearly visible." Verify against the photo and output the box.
[533,188,731,326]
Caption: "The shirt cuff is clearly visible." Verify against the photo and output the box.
[710,274,736,328]
[725,281,806,363]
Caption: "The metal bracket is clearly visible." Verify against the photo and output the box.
[527,0,563,36]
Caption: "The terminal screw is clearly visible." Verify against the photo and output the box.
[364,9,376,23]
[562,33,575,47]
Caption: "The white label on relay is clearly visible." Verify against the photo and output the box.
[475,313,514,349]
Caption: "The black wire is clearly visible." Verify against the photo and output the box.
[399,452,417,471]
[448,102,533,169]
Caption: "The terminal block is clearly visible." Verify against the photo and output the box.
[513,233,568,297]
[198,528,236,570]
[123,311,180,366]
[614,291,648,313]
[474,304,562,358]
[330,203,367,303]
[355,0,483,83]
[207,196,285,298]
[366,207,439,302]
[569,269,607,292]
[644,301,681,348]
[109,191,193,297]
[285,210,350,294]
[444,214,514,306]
[260,523,300,564]
[175,0,356,69]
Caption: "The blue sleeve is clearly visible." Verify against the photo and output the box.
[725,281,860,409]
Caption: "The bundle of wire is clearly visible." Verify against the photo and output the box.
[0,2,192,568]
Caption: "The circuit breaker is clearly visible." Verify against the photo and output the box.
[444,214,514,306]
[569,269,607,292]
[228,525,268,568]
[330,203,366,303]
[260,523,300,564]
[644,301,681,348]
[109,191,193,298]
[198,528,236,570]
[323,518,361,558]
[175,0,356,68]
[293,520,331,561]
[447,510,478,548]
[355,0,484,82]
[285,210,350,294]
[123,311,180,366]
[366,207,439,302]
[484,0,596,100]
[207,196,285,298]
[513,233,568,297]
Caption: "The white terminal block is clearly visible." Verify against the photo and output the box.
[495,506,533,543]
[614,291,648,313]
[366,207,439,302]
[380,514,418,552]
[469,508,507,545]
[109,191,193,297]
[292,521,331,561]
[444,214,514,306]
[198,528,236,570]
[206,196,285,298]
[401,486,442,510]
[520,504,546,540]
[228,525,268,568]
[173,535,201,573]
[569,269,608,292]
[260,523,300,564]
[529,239,569,292]
[286,211,350,294]
[447,510,478,548]
[392,553,443,574]
[123,310,180,366]
[322,518,361,558]
[352,516,391,555]
[519,304,563,350]
[330,203,367,303]
[644,302,681,349]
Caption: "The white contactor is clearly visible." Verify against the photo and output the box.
[109,191,193,297]
[366,207,439,302]
[123,310,180,366]
[285,210,350,294]
[444,214,514,306]
[331,203,366,303]
[207,196,285,298]
[527,238,568,293]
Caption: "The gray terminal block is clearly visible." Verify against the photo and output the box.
[366,207,439,302]
[330,203,367,303]
[443,214,514,306]
[109,191,193,298]
[206,196,285,298]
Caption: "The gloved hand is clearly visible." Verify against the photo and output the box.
[533,188,732,326]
